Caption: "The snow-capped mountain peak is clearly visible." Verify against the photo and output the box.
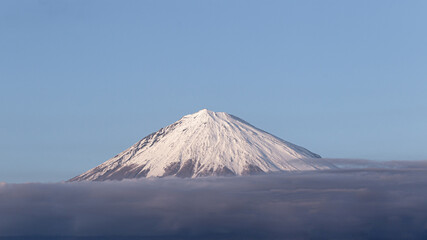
[70,109,333,181]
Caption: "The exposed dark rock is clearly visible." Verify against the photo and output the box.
[176,159,196,178]
[94,164,149,181]
[162,161,181,177]
[136,167,150,178]
[242,164,265,175]
[196,166,215,177]
[214,166,235,176]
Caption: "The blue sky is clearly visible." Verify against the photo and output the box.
[1,0,426,182]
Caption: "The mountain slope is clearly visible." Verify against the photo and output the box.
[70,109,333,181]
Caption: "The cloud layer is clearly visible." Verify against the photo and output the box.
[1,160,427,239]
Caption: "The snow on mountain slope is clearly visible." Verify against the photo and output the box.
[70,109,333,181]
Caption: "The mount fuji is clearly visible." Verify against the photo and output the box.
[70,109,333,181]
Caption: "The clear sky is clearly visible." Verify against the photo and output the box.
[1,0,426,182]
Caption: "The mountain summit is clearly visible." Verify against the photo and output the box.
[70,109,332,181]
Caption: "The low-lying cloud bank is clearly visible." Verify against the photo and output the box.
[1,160,427,239]
[325,158,427,170]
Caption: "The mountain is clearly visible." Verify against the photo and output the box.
[70,109,333,181]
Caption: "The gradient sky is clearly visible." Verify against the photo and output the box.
[1,0,427,182]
